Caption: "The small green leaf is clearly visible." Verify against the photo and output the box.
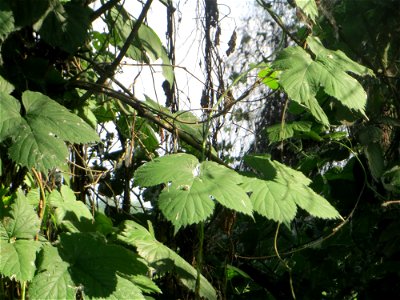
[171,111,204,142]
[323,131,348,141]
[160,49,174,86]
[226,264,252,281]
[0,75,14,94]
[295,0,318,22]
[118,220,217,300]
[267,121,313,143]
[138,23,174,85]
[132,117,159,152]
[2,189,40,239]
[109,5,174,84]
[109,6,145,61]
[48,185,94,232]
[258,67,279,90]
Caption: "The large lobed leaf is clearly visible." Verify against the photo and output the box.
[135,154,253,230]
[242,156,340,225]
[3,91,99,172]
[272,36,373,125]
[29,233,150,300]
[22,91,99,144]
[118,220,217,300]
[29,244,76,300]
[0,190,41,282]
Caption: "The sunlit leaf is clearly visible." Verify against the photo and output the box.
[0,240,41,282]
[273,36,373,124]
[134,153,199,187]
[158,181,216,229]
[242,156,340,224]
[8,91,99,172]
[258,67,279,90]
[135,154,253,230]
[2,189,40,239]
[22,91,99,144]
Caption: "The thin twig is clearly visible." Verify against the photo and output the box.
[257,0,302,47]
[31,168,46,239]
[382,200,400,207]
[81,0,154,102]
[91,0,122,21]
[69,80,229,167]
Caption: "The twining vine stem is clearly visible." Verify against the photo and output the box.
[31,168,46,226]
[274,223,296,300]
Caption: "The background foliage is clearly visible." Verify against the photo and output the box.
[1,0,399,299]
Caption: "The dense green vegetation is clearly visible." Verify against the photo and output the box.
[0,0,399,299]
